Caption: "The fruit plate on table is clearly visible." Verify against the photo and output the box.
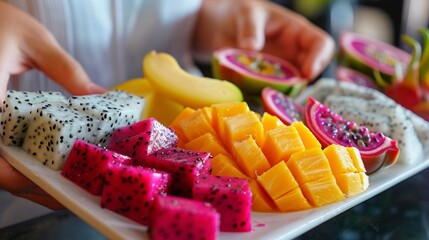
[1,143,429,240]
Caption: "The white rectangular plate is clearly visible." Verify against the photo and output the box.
[1,143,429,240]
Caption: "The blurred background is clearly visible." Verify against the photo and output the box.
[272,0,429,77]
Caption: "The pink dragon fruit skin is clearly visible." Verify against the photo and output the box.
[100,165,171,225]
[60,140,132,195]
[193,175,253,232]
[107,118,178,165]
[144,148,212,198]
[149,195,220,240]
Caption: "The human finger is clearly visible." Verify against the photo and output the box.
[236,2,267,51]
[12,192,64,210]
[299,33,335,79]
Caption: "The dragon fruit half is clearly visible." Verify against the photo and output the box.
[149,195,220,240]
[61,140,132,195]
[21,102,100,170]
[144,148,212,197]
[193,175,252,232]
[100,165,171,225]
[0,90,67,146]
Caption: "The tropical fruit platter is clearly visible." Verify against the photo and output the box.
[1,29,429,240]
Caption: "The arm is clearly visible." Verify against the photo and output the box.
[193,0,335,80]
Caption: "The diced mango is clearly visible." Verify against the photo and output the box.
[257,161,298,200]
[262,125,305,165]
[201,107,213,126]
[249,180,278,212]
[180,109,218,141]
[346,147,367,172]
[323,144,357,174]
[210,154,247,179]
[184,133,230,158]
[261,112,284,134]
[287,148,333,186]
[291,121,321,150]
[335,172,368,197]
[233,137,271,178]
[211,101,249,137]
[275,188,312,212]
[169,107,195,147]
[301,175,345,207]
[223,111,264,150]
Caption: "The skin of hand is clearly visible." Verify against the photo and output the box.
[193,0,336,80]
[0,2,106,210]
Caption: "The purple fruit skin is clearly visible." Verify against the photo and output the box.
[61,140,132,195]
[144,148,212,198]
[100,165,171,225]
[107,118,178,164]
[149,195,220,240]
[193,175,252,232]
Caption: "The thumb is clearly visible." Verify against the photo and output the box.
[28,38,107,95]
[236,5,266,51]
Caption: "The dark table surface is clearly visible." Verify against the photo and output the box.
[1,166,429,240]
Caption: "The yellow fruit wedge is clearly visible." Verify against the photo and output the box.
[211,101,249,138]
[169,107,195,147]
[287,148,333,186]
[323,144,358,174]
[291,121,322,150]
[233,137,271,178]
[143,51,243,108]
[262,125,305,165]
[179,109,218,142]
[335,172,369,197]
[275,188,312,212]
[223,111,264,151]
[257,161,298,200]
[249,180,278,212]
[184,133,230,158]
[110,78,153,97]
[211,154,248,179]
[261,112,284,134]
[142,90,184,125]
[301,175,345,207]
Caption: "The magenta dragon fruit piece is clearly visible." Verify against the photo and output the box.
[100,165,171,225]
[68,92,144,146]
[22,102,100,170]
[149,195,220,240]
[193,175,252,232]
[144,148,211,197]
[107,118,178,164]
[304,97,400,174]
[261,86,304,125]
[61,140,132,195]
[0,90,66,146]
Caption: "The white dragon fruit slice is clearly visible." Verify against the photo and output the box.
[0,90,66,146]
[22,102,100,170]
[68,93,144,146]
[102,90,145,107]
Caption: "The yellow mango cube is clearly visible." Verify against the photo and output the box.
[262,125,305,165]
[291,121,322,150]
[287,148,333,186]
[234,137,271,178]
[211,154,247,179]
[211,101,249,137]
[249,180,278,212]
[184,133,230,158]
[335,172,368,197]
[257,161,298,200]
[223,111,264,150]
[180,109,218,141]
[301,174,345,207]
[274,187,312,212]
[323,144,357,174]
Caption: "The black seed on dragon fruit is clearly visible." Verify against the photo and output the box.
[21,102,100,170]
[61,140,132,195]
[100,165,171,225]
[149,195,220,240]
[0,90,66,146]
[68,93,144,147]
[193,175,252,232]
[107,118,178,165]
[304,97,400,174]
[144,148,212,198]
